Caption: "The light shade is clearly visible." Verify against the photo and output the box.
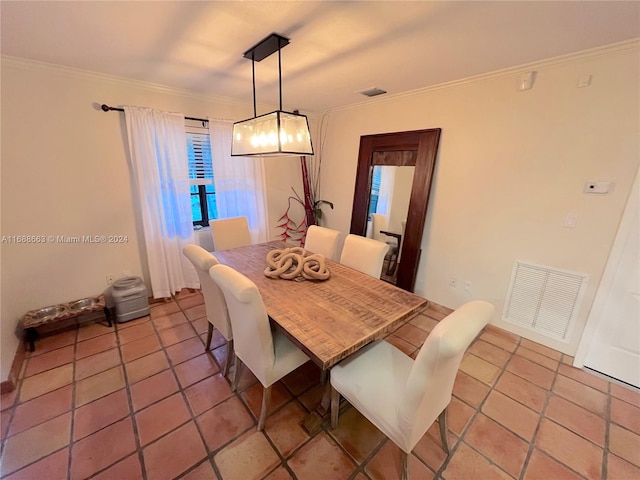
[231,110,313,156]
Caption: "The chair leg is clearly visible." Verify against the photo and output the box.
[386,252,398,276]
[223,339,234,377]
[205,323,213,350]
[330,386,340,429]
[439,408,450,454]
[232,357,243,392]
[400,450,409,480]
[258,385,272,431]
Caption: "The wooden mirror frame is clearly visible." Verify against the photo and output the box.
[349,129,441,292]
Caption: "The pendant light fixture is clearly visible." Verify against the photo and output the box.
[231,33,313,157]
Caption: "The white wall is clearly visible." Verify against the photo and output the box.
[2,42,637,380]
[0,58,304,381]
[318,42,639,355]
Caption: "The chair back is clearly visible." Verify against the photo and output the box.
[209,216,251,251]
[398,300,494,449]
[209,264,275,385]
[304,225,342,261]
[370,213,389,243]
[182,245,232,340]
[339,234,389,278]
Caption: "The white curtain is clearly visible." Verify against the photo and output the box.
[376,165,396,215]
[209,119,269,243]
[124,106,198,299]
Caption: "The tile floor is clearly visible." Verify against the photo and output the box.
[1,290,639,480]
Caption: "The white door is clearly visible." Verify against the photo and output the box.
[583,173,640,387]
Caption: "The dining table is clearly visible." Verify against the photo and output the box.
[213,240,428,432]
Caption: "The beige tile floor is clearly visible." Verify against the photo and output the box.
[1,290,639,480]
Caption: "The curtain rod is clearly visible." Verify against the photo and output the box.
[100,104,208,123]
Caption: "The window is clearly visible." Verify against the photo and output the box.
[187,120,218,227]
[368,165,382,216]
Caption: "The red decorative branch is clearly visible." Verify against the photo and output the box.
[300,156,316,227]
[275,155,333,247]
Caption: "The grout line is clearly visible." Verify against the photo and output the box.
[147,294,215,479]
[66,325,80,480]
[2,296,638,480]
[64,300,206,479]
[601,382,612,480]
[435,333,522,479]
[518,353,555,480]
[112,313,149,480]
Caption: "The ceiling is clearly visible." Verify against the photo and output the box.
[2,1,639,113]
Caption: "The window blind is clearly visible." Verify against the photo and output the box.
[186,121,213,185]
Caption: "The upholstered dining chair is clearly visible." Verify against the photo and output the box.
[209,263,310,430]
[330,300,495,480]
[371,213,399,275]
[182,245,235,376]
[209,216,251,251]
[339,234,390,278]
[304,225,342,261]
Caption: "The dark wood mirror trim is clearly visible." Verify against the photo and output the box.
[349,129,441,292]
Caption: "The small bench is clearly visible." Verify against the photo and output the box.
[22,294,112,351]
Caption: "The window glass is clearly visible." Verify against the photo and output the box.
[369,165,381,216]
[186,120,217,227]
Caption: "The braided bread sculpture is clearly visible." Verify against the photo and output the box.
[264,247,330,281]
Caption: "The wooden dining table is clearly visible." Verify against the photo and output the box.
[213,240,428,431]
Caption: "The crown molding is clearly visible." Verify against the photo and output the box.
[0,54,250,109]
[3,38,636,118]
[325,38,640,114]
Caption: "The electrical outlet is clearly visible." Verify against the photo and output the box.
[464,281,472,292]
[449,277,457,288]
[106,274,115,285]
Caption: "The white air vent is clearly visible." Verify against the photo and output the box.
[503,261,588,341]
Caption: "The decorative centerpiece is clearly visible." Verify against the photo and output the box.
[264,247,330,281]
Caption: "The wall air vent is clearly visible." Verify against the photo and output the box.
[358,87,387,97]
[503,261,588,341]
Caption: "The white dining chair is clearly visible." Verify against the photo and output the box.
[330,300,495,480]
[371,213,399,274]
[182,245,235,376]
[304,225,342,261]
[339,234,390,278]
[209,263,310,430]
[209,216,251,251]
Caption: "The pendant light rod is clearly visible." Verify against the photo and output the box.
[278,43,283,111]
[243,34,290,117]
[251,52,257,117]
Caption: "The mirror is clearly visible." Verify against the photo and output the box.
[366,165,414,284]
[350,129,441,292]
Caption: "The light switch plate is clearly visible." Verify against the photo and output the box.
[577,75,592,88]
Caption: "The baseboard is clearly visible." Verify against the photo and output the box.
[1,341,26,394]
